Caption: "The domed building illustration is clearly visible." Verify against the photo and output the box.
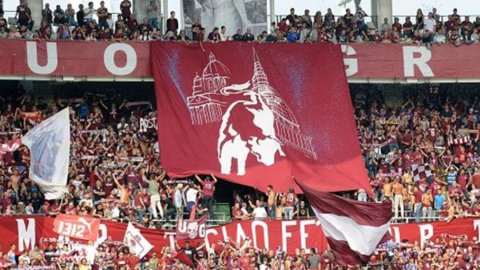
[187,53,230,125]
[187,51,317,160]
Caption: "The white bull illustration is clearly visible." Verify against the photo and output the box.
[217,82,285,175]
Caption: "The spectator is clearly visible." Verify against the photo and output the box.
[403,16,413,38]
[380,17,391,34]
[434,190,445,211]
[323,8,335,30]
[242,27,255,42]
[286,8,298,26]
[392,177,405,219]
[173,183,184,218]
[283,188,297,219]
[65,4,76,26]
[134,188,151,224]
[184,183,199,218]
[286,27,299,43]
[166,11,178,34]
[415,9,424,31]
[207,27,220,42]
[7,26,21,39]
[120,0,132,23]
[176,29,190,41]
[232,28,243,41]
[300,9,312,29]
[293,200,310,219]
[76,4,85,27]
[219,26,229,41]
[83,2,95,24]
[97,1,109,30]
[146,0,158,29]
[15,0,33,30]
[422,189,433,220]
[250,200,268,219]
[42,3,53,26]
[196,174,217,218]
[53,5,66,25]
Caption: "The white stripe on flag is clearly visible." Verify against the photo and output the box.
[313,209,390,256]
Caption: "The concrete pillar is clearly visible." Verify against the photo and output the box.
[133,0,148,23]
[26,0,43,30]
[162,0,168,33]
[371,0,392,29]
[269,0,275,26]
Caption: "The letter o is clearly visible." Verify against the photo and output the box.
[104,43,137,76]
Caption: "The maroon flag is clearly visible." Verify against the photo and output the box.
[151,42,370,193]
[296,179,391,266]
[176,216,207,240]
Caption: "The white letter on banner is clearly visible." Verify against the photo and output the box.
[26,41,58,75]
[16,218,36,252]
[236,223,248,244]
[204,228,218,250]
[418,224,433,249]
[300,219,316,250]
[104,43,137,76]
[388,226,401,243]
[281,221,297,252]
[95,224,107,246]
[474,220,480,239]
[341,45,358,77]
[251,221,269,250]
[403,46,434,77]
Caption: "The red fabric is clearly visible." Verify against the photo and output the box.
[2,40,480,80]
[151,42,369,193]
[3,216,480,256]
[327,239,371,266]
[296,179,392,226]
[176,216,207,240]
[296,179,392,266]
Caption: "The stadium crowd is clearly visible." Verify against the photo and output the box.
[0,1,479,45]
[0,2,479,266]
[1,82,480,268]
[354,85,480,224]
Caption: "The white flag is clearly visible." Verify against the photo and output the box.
[22,108,70,200]
[123,222,153,259]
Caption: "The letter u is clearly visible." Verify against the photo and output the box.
[26,41,58,75]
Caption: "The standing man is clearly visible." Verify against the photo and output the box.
[195,174,217,218]
[120,0,132,23]
[83,2,95,24]
[76,4,85,27]
[174,183,184,219]
[15,0,32,29]
[143,170,165,220]
[42,3,53,26]
[146,0,159,29]
[392,177,404,220]
[97,1,109,30]
[134,188,151,225]
[166,11,178,34]
[266,185,276,219]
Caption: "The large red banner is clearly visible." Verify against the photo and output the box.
[4,216,480,254]
[151,42,369,193]
[0,40,151,77]
[1,40,480,80]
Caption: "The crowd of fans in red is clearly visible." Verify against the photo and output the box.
[1,1,480,45]
[0,81,479,268]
